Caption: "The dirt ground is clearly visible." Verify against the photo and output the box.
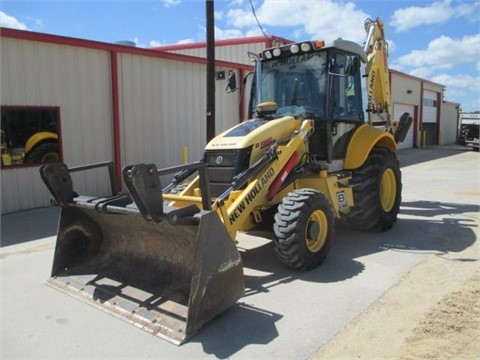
[310,229,480,360]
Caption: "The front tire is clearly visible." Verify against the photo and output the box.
[347,147,401,231]
[273,189,334,270]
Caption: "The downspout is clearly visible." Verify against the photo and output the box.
[110,50,122,191]
[436,90,442,144]
[419,82,424,148]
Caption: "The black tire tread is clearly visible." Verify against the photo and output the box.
[273,189,334,270]
[347,147,401,231]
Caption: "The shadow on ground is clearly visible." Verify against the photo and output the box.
[1,206,60,247]
[1,146,477,357]
[190,199,478,358]
[398,144,476,168]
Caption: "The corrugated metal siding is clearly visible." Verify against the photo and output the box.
[118,53,242,171]
[217,43,266,65]
[170,42,266,65]
[440,102,458,145]
[1,37,113,213]
[1,33,264,213]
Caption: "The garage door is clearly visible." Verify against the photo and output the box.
[393,103,415,149]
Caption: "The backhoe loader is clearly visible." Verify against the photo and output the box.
[40,18,412,345]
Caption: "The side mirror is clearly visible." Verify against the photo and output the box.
[226,70,237,92]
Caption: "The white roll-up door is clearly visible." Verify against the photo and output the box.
[423,90,437,123]
[393,103,415,149]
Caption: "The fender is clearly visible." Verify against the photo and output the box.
[25,131,58,154]
[344,124,396,169]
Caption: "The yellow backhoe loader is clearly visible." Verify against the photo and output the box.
[40,18,411,345]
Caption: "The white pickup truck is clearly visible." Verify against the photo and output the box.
[459,113,480,151]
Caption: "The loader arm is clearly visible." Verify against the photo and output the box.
[214,119,314,240]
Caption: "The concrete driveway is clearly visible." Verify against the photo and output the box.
[1,145,478,359]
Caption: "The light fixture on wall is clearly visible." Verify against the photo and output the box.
[406,89,413,94]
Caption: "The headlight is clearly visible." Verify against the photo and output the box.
[301,42,312,52]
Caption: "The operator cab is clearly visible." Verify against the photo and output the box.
[249,39,365,161]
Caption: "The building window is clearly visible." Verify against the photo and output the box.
[1,106,62,168]
[423,98,437,107]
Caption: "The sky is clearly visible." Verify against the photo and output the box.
[1,0,479,112]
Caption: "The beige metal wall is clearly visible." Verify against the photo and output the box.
[1,37,113,213]
[390,72,421,107]
[440,101,460,144]
[118,53,242,169]
[1,32,246,214]
[168,42,267,65]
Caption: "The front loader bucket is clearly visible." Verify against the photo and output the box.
[40,160,245,345]
[48,203,244,344]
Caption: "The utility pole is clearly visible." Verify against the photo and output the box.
[206,0,215,143]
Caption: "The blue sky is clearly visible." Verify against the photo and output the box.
[1,0,479,111]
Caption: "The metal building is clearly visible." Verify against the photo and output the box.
[155,35,291,65]
[390,70,459,149]
[1,28,251,213]
[1,29,460,214]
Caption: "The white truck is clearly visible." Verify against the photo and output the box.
[459,113,480,151]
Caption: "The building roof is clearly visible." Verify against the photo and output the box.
[390,68,445,89]
[152,35,293,52]
[0,27,253,71]
[1,27,446,91]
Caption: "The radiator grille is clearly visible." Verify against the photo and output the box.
[204,148,251,197]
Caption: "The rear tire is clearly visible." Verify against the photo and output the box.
[273,189,334,270]
[347,147,401,231]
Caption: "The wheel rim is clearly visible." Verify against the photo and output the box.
[381,168,397,212]
[305,210,328,253]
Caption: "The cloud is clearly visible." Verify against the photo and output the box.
[0,11,28,30]
[149,40,164,47]
[176,38,195,45]
[226,0,370,43]
[162,0,181,8]
[214,26,244,40]
[24,16,44,29]
[395,34,480,70]
[455,1,480,22]
[214,10,224,21]
[433,73,480,109]
[390,32,479,110]
[432,73,480,94]
[391,0,480,32]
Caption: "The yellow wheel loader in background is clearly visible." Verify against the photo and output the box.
[40,18,411,345]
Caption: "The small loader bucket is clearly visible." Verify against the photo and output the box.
[41,162,244,345]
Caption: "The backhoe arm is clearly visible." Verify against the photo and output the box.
[364,18,392,130]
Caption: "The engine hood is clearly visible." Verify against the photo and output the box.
[205,116,299,151]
